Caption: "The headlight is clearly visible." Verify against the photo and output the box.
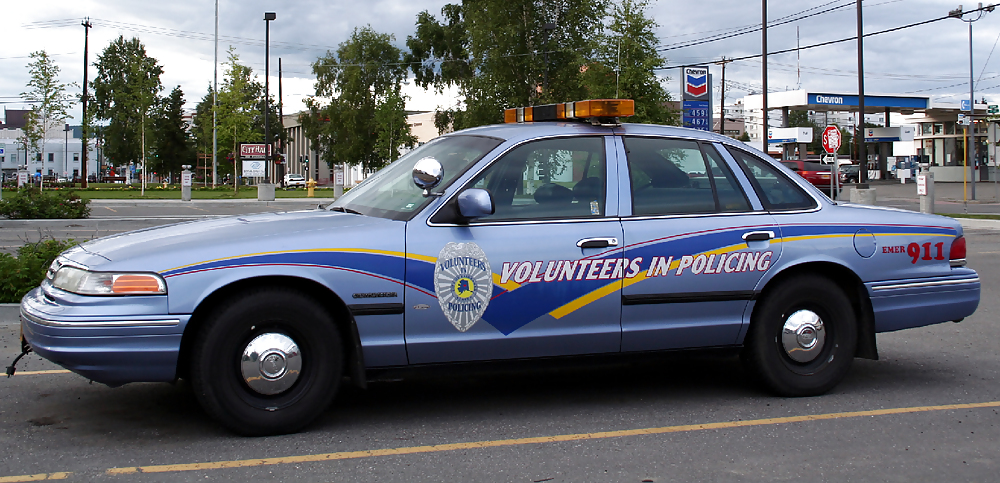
[50,266,167,296]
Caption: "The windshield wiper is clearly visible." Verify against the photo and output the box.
[329,206,364,215]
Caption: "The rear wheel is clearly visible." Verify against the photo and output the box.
[191,288,343,435]
[743,275,857,396]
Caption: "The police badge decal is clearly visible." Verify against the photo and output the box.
[434,242,493,332]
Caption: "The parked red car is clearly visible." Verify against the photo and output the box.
[781,160,845,193]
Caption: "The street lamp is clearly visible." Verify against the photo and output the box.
[950,3,995,201]
[264,12,276,185]
[542,22,556,96]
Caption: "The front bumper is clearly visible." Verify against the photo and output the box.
[867,270,981,333]
[19,287,189,386]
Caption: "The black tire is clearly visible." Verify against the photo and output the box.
[190,287,344,435]
[743,275,857,397]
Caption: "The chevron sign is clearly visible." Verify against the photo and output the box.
[684,67,709,98]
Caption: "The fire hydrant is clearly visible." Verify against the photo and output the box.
[306,178,317,198]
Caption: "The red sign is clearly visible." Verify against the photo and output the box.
[822,126,841,154]
[239,143,271,159]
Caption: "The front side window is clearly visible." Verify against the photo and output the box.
[329,135,502,221]
[624,137,750,216]
[464,137,607,222]
[726,147,817,211]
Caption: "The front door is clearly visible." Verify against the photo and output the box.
[404,136,624,364]
[618,137,781,351]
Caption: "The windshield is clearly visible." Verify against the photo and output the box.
[328,135,503,221]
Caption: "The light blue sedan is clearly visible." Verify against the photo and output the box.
[19,104,980,435]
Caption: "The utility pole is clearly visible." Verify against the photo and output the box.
[81,18,92,188]
[856,0,867,184]
[212,0,219,188]
[715,57,732,135]
[762,0,769,151]
[278,57,283,186]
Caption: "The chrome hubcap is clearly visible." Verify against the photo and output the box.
[781,309,826,363]
[241,333,302,395]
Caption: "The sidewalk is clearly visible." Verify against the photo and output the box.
[88,198,336,205]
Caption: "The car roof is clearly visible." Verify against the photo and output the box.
[445,121,744,147]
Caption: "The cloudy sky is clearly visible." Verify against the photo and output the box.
[3,0,998,124]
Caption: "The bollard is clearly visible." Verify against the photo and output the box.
[918,171,935,214]
[849,183,877,205]
[257,182,276,201]
[307,178,316,198]
[180,165,193,201]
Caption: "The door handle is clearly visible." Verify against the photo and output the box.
[577,237,619,249]
[742,231,775,242]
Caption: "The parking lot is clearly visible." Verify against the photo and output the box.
[0,194,998,481]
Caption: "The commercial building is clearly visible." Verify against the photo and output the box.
[740,89,986,181]
[281,110,441,187]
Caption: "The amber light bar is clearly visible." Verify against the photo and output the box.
[504,99,635,123]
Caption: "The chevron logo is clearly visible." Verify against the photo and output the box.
[685,74,708,97]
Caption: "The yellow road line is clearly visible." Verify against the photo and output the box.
[14,370,72,376]
[0,472,71,482]
[101,400,1000,475]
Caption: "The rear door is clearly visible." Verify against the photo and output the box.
[619,136,781,351]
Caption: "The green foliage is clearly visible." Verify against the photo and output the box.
[306,27,415,173]
[21,50,77,166]
[151,86,195,178]
[738,131,751,142]
[0,239,77,303]
[408,0,680,131]
[92,36,163,169]
[583,0,676,124]
[0,187,91,219]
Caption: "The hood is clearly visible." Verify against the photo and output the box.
[60,210,401,272]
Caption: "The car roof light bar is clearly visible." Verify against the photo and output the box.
[504,99,635,125]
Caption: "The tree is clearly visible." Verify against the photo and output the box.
[191,84,215,178]
[92,36,163,171]
[215,48,263,178]
[306,27,415,173]
[406,0,607,131]
[582,0,676,124]
[150,86,194,179]
[21,50,77,181]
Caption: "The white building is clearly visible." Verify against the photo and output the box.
[1,127,99,182]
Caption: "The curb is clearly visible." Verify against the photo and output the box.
[956,218,1000,231]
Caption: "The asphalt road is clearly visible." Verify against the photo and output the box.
[0,220,998,481]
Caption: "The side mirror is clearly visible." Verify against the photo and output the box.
[457,189,495,219]
[412,157,444,197]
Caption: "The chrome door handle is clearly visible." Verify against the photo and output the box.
[577,237,619,249]
[742,231,776,242]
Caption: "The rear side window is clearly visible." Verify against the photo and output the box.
[624,137,750,216]
[726,147,817,211]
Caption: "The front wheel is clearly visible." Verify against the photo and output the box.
[190,288,344,435]
[743,275,857,397]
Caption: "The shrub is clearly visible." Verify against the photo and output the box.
[0,187,90,219]
[0,239,77,303]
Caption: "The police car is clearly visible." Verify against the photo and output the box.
[18,99,980,435]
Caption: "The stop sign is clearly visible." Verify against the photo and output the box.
[822,126,842,154]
